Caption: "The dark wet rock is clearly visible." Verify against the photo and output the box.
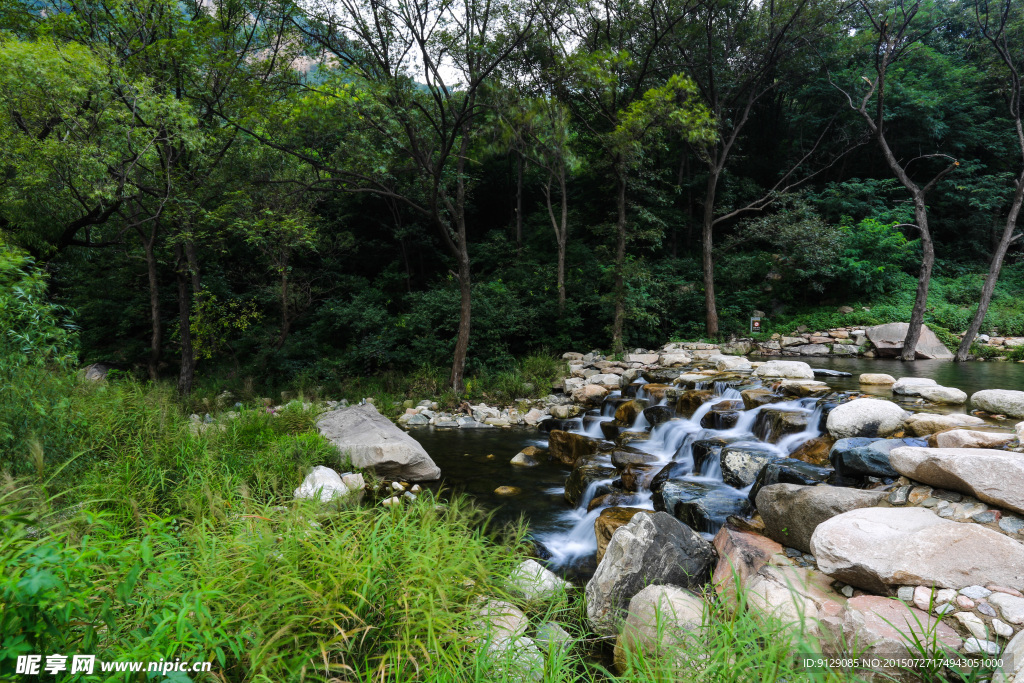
[565,455,617,507]
[588,491,644,512]
[642,405,676,428]
[600,421,621,440]
[829,438,905,478]
[611,449,661,468]
[615,399,648,425]
[700,400,745,430]
[617,431,651,447]
[621,463,657,492]
[540,418,583,433]
[812,368,852,377]
[720,443,778,488]
[654,479,752,534]
[693,438,731,475]
[585,511,715,636]
[548,430,611,466]
[675,390,715,418]
[748,458,834,507]
[650,461,689,493]
[740,388,785,410]
[753,408,809,443]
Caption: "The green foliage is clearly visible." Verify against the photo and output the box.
[837,219,919,298]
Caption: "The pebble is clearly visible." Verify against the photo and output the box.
[933,489,963,502]
[993,619,1014,638]
[1000,515,1024,534]
[402,491,417,501]
[410,485,422,493]
[979,602,997,617]
[921,497,941,508]
[908,487,933,505]
[961,585,992,600]
[973,511,997,524]
[956,595,976,610]
[382,496,401,506]
[913,586,934,611]
[897,586,915,602]
[889,486,911,506]
[841,585,854,598]
[988,585,1024,598]
[934,603,956,616]
[784,547,802,558]
[954,612,989,640]
[802,553,815,564]
[391,482,405,491]
[964,638,1001,655]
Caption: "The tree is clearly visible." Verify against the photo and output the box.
[671,0,850,336]
[836,0,958,360]
[954,0,1024,361]
[276,0,540,391]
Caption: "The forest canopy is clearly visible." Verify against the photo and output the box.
[1,0,1023,392]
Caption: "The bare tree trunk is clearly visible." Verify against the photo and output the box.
[515,154,524,254]
[901,198,933,361]
[143,227,161,382]
[450,244,472,392]
[611,167,627,354]
[174,242,196,396]
[956,179,1024,361]
[702,170,720,337]
[545,169,569,316]
[276,246,291,350]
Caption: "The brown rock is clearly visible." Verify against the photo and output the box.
[788,435,835,466]
[741,387,785,410]
[594,507,655,564]
[675,390,715,418]
[548,430,603,466]
[614,399,647,424]
[620,463,656,492]
[641,384,674,401]
[711,524,790,604]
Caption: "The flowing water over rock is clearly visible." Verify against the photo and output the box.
[410,357,1024,579]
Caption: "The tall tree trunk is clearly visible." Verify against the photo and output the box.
[143,228,161,383]
[611,167,627,354]
[515,154,524,254]
[174,242,196,396]
[276,246,291,350]
[955,178,1024,361]
[450,243,472,392]
[901,197,933,361]
[702,169,720,337]
[545,169,569,316]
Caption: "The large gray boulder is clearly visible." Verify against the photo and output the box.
[756,484,887,554]
[864,322,953,360]
[317,404,441,481]
[889,446,1024,514]
[810,507,1024,593]
[825,398,908,439]
[891,377,937,396]
[972,389,1024,419]
[753,360,814,380]
[585,511,715,637]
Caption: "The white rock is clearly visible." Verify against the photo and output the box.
[934,429,1015,449]
[990,593,1024,625]
[859,373,896,385]
[918,385,969,405]
[825,398,908,439]
[588,373,622,386]
[709,354,751,372]
[318,404,441,481]
[904,412,986,436]
[626,353,659,364]
[954,612,991,640]
[973,390,1024,419]
[961,585,993,600]
[965,637,1001,655]
[753,360,815,380]
[996,631,1024,682]
[294,466,358,502]
[995,619,1014,638]
[509,559,571,603]
[892,377,938,396]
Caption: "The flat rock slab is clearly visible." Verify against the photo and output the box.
[889,446,1024,514]
[757,484,887,554]
[933,429,1014,449]
[810,507,1024,593]
[903,412,986,436]
[865,323,953,360]
[317,404,440,481]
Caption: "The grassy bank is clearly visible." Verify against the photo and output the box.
[0,369,872,682]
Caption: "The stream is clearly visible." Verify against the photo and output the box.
[410,356,1024,578]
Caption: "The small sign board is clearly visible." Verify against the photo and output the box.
[750,317,762,333]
